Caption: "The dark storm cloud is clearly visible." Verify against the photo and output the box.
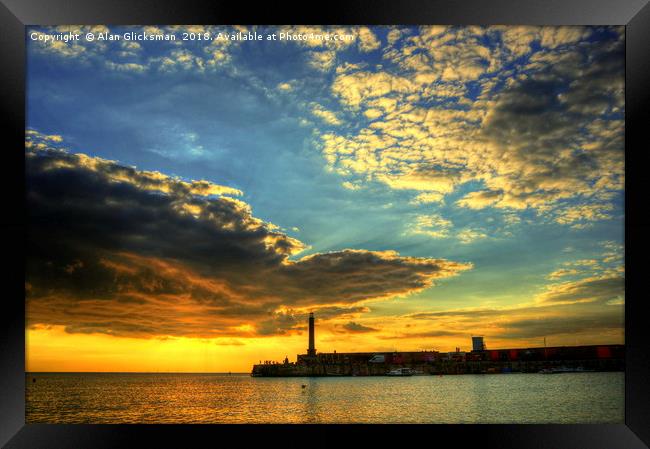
[278,249,470,305]
[26,146,472,338]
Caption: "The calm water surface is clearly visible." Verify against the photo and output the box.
[26,372,623,423]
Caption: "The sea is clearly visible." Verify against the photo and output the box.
[25,371,624,424]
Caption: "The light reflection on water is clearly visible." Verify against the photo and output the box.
[25,372,623,423]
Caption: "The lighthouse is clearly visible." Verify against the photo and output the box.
[307,312,316,356]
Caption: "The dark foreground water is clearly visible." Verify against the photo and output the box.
[26,372,623,423]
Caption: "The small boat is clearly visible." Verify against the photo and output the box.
[386,367,416,376]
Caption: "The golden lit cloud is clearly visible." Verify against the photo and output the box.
[456,229,487,244]
[316,26,623,229]
[357,27,381,52]
[277,82,293,91]
[311,104,343,125]
[456,190,502,209]
[546,268,581,280]
[309,50,337,71]
[407,214,453,239]
[555,204,614,225]
[535,275,624,305]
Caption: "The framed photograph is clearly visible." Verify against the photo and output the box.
[2,0,649,446]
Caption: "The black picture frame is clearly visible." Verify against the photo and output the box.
[1,0,649,447]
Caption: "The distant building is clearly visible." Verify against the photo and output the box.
[472,336,485,351]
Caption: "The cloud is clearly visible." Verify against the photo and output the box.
[411,192,445,204]
[357,27,381,52]
[456,190,502,209]
[317,26,623,227]
[311,104,342,125]
[104,61,147,73]
[153,49,206,73]
[341,181,362,190]
[29,25,242,74]
[497,26,539,57]
[309,50,337,71]
[26,134,243,198]
[331,71,415,109]
[406,215,487,244]
[601,241,624,264]
[277,82,293,91]
[479,63,624,211]
[498,313,622,339]
[546,268,580,280]
[407,214,453,239]
[26,143,472,339]
[382,26,494,83]
[377,329,465,340]
[275,26,378,73]
[409,308,506,320]
[402,273,624,343]
[26,129,63,143]
[387,28,403,45]
[539,27,591,49]
[456,229,487,244]
[341,321,379,333]
[280,249,471,305]
[534,275,624,305]
[555,204,614,225]
[563,259,600,267]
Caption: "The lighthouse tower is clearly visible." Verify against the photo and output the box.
[307,312,316,356]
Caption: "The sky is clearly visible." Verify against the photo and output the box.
[25,25,624,372]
